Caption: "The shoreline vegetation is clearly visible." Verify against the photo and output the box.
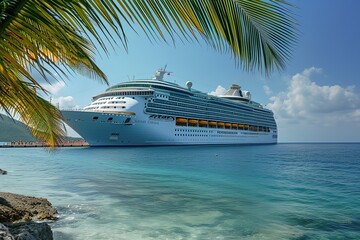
[0,139,88,148]
[0,192,57,239]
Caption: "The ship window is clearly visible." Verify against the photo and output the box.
[93,116,98,120]
[108,117,113,121]
[124,118,131,123]
[122,106,126,109]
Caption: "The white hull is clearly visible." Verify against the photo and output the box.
[62,110,277,146]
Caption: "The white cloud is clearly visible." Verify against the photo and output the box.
[209,85,227,96]
[42,81,66,95]
[52,96,79,110]
[268,67,360,123]
[302,66,323,77]
[263,85,272,96]
[267,67,360,142]
[352,109,360,118]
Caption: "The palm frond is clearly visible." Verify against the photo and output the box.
[0,0,297,146]
[0,0,116,146]
[0,69,65,147]
[116,0,297,75]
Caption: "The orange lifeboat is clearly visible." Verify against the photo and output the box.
[188,119,198,125]
[231,123,238,128]
[238,124,244,129]
[199,120,208,126]
[209,121,217,127]
[217,122,224,128]
[176,118,187,125]
[225,123,231,128]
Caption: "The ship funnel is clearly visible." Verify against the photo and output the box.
[224,84,243,97]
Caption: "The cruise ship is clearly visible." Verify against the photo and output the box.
[62,67,277,146]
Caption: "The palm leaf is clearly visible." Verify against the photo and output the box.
[118,0,297,74]
[0,0,297,147]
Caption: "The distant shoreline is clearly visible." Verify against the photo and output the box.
[0,140,89,148]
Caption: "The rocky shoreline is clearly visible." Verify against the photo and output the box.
[0,192,57,240]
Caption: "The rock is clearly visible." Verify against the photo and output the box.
[0,192,58,223]
[0,193,56,240]
[0,169,7,175]
[0,223,13,240]
[0,222,53,240]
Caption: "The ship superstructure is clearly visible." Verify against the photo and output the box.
[62,67,277,146]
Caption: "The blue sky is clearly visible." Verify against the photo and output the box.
[44,1,360,142]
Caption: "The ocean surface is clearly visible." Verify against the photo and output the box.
[0,143,359,239]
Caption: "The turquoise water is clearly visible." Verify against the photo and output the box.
[0,144,359,239]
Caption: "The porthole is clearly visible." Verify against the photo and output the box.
[108,117,113,121]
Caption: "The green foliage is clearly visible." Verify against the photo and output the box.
[0,113,36,142]
[0,0,297,147]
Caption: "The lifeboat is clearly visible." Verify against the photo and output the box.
[244,124,249,130]
[208,121,217,127]
[176,118,187,124]
[238,124,244,129]
[188,119,198,125]
[225,123,231,128]
[199,120,208,126]
[217,122,224,127]
[231,123,238,128]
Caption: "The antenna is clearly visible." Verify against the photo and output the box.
[152,65,171,81]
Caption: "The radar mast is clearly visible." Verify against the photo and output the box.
[152,65,171,81]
